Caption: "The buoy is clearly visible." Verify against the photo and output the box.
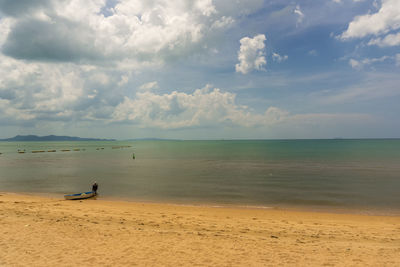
[132,153,135,159]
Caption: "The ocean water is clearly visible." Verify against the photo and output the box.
[0,139,399,213]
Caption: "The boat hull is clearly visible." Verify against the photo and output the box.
[64,191,96,200]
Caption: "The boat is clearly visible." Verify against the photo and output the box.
[64,191,96,200]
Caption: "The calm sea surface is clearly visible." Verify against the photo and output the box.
[0,139,399,213]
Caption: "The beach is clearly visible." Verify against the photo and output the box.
[1,193,399,266]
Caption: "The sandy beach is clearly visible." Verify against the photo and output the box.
[1,193,399,266]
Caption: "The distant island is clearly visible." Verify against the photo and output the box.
[0,135,115,142]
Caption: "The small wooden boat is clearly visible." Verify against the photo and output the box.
[64,191,96,200]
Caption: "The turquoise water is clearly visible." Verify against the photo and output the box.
[0,139,399,213]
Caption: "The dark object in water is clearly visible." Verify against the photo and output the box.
[132,153,135,159]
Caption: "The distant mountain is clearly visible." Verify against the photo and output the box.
[0,135,115,142]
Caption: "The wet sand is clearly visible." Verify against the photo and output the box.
[1,193,399,266]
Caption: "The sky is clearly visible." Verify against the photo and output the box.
[0,0,399,139]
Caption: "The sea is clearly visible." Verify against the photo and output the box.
[0,139,399,214]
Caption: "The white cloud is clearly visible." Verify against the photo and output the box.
[0,17,13,46]
[0,0,261,65]
[349,56,390,69]
[195,0,217,16]
[112,85,288,128]
[211,16,235,29]
[340,0,400,40]
[368,32,400,47]
[139,81,159,91]
[272,52,288,63]
[89,72,109,85]
[294,5,304,25]
[0,53,121,124]
[235,34,266,74]
[0,0,267,127]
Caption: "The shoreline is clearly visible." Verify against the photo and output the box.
[1,192,400,266]
[2,191,400,218]
[2,190,400,217]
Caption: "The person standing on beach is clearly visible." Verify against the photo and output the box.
[92,182,98,195]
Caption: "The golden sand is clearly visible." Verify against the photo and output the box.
[1,193,399,266]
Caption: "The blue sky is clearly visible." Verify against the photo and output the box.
[0,0,399,139]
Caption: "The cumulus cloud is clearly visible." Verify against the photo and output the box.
[0,52,126,125]
[0,0,266,128]
[112,85,289,128]
[2,17,100,62]
[0,0,262,65]
[272,52,288,63]
[211,16,235,29]
[235,34,266,74]
[340,0,400,40]
[0,0,51,17]
[368,32,400,47]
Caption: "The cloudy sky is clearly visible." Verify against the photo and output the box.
[0,0,399,139]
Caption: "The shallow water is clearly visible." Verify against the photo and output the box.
[0,139,399,213]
